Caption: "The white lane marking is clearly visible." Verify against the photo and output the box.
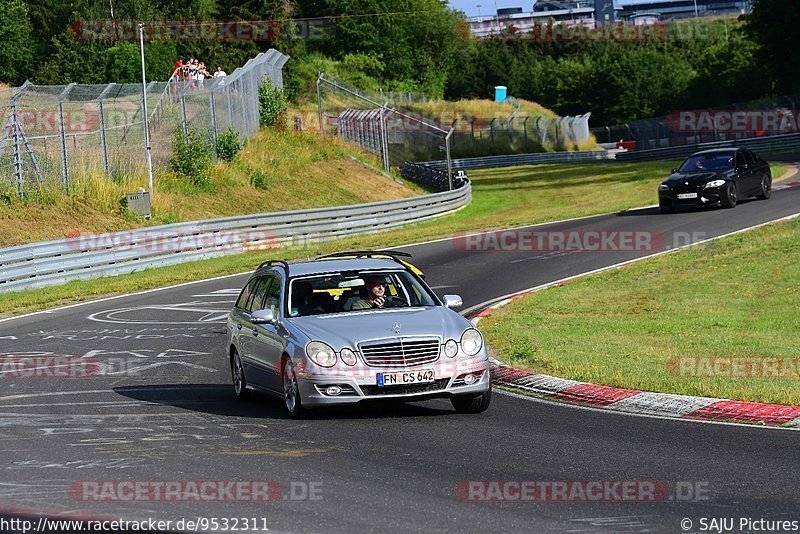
[0,390,115,402]
[86,302,230,324]
[495,388,799,432]
[463,210,800,317]
[0,401,148,408]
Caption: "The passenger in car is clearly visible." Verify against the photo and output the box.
[292,281,325,316]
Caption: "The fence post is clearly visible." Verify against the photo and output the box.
[489,118,495,142]
[445,128,454,191]
[208,80,219,157]
[97,83,115,176]
[226,88,234,130]
[179,82,191,140]
[57,83,76,191]
[316,73,324,134]
[523,116,529,143]
[380,106,390,173]
[8,82,30,198]
[11,109,23,198]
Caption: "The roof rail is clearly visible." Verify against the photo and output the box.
[315,250,412,264]
[257,259,290,275]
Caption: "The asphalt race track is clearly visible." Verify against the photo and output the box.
[1,187,799,533]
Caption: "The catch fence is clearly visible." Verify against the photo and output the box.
[0,49,289,198]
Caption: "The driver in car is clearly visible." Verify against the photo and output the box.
[352,275,396,309]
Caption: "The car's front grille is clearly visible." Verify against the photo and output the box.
[359,337,440,367]
[360,378,450,396]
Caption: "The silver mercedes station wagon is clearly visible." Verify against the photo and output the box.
[225,252,491,416]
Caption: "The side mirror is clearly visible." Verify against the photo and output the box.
[443,294,463,309]
[671,168,678,174]
[251,308,277,325]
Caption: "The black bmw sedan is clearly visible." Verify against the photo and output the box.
[658,148,772,213]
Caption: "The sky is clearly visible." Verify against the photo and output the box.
[448,0,671,17]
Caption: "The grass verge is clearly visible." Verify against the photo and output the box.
[480,217,800,406]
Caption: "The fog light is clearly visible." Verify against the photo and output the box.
[325,385,342,396]
[463,374,477,385]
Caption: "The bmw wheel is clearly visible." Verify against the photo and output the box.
[283,358,306,417]
[721,183,737,209]
[756,175,771,200]
[231,350,249,400]
[451,383,492,414]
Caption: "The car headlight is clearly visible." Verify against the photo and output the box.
[460,328,483,356]
[444,339,458,358]
[659,184,670,191]
[704,179,726,189]
[339,348,357,366]
[306,341,337,367]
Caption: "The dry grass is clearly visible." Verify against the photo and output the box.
[0,129,420,247]
[404,98,556,120]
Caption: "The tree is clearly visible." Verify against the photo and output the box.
[0,0,35,84]
[744,0,800,94]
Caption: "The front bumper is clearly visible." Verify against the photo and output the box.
[659,184,726,208]
[296,354,490,408]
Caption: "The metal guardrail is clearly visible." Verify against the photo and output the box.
[400,162,468,192]
[0,183,471,292]
[616,132,800,162]
[422,150,615,171]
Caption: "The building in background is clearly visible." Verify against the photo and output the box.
[466,0,752,38]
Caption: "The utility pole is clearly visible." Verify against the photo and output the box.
[138,23,154,196]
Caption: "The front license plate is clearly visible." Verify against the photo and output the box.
[677,193,698,199]
[377,369,435,387]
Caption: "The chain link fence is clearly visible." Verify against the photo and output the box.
[315,73,455,186]
[311,73,592,186]
[0,49,289,198]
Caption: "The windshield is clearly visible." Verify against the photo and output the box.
[679,153,735,172]
[287,271,439,317]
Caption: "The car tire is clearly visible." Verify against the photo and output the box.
[231,350,250,401]
[283,358,307,418]
[451,383,492,414]
[756,175,771,200]
[721,183,737,209]
[659,202,675,214]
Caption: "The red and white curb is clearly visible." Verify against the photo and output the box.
[488,359,800,429]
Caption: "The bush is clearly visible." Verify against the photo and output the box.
[258,79,288,128]
[216,126,241,162]
[169,127,213,190]
[250,169,271,189]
